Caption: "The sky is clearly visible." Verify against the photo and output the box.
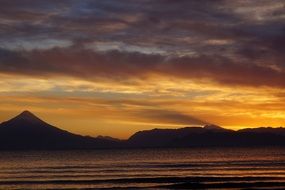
[0,0,285,139]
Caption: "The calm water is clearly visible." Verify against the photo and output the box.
[0,147,285,189]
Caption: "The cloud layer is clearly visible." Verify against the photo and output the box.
[0,0,284,87]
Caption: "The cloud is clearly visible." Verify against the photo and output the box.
[0,0,284,88]
[135,109,209,126]
[1,46,285,88]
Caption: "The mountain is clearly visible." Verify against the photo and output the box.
[238,127,285,136]
[0,111,285,150]
[97,135,121,142]
[0,111,121,150]
[127,125,233,147]
[127,125,285,148]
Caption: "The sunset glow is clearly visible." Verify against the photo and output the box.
[0,0,284,138]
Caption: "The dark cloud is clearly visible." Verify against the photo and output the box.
[1,46,285,88]
[133,109,209,126]
[0,0,285,88]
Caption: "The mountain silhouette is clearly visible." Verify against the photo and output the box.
[0,111,285,150]
[127,125,285,148]
[127,125,233,147]
[0,111,120,150]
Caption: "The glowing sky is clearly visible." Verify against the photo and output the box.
[0,0,285,138]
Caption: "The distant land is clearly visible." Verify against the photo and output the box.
[0,111,285,150]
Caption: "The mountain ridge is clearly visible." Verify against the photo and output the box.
[0,111,285,150]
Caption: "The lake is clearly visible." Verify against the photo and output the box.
[0,147,285,189]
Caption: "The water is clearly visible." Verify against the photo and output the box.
[0,147,285,189]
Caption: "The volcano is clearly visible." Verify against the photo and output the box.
[0,111,120,150]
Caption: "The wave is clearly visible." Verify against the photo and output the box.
[1,176,285,185]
